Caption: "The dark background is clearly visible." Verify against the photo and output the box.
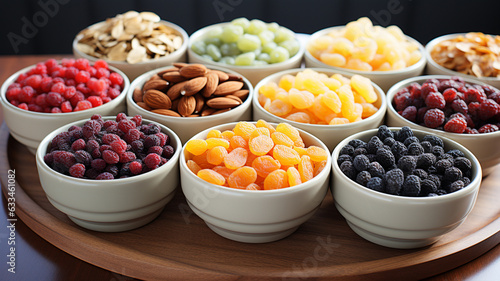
[1,0,499,55]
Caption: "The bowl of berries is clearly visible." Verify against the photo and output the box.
[0,58,130,154]
[304,17,426,92]
[386,75,500,175]
[35,113,181,232]
[180,120,331,243]
[187,18,305,86]
[332,126,482,249]
[252,68,387,151]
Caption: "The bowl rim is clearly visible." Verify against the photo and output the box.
[72,19,189,65]
[425,33,500,82]
[252,67,387,129]
[331,126,482,202]
[304,25,427,75]
[0,60,130,117]
[180,121,332,194]
[126,64,254,121]
[187,21,305,69]
[386,74,500,137]
[36,116,182,183]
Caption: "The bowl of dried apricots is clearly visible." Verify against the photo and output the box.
[304,17,426,92]
[179,120,331,243]
[252,68,387,151]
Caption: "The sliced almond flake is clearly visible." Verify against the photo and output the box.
[140,11,160,23]
[107,42,128,61]
[102,40,118,48]
[76,43,95,55]
[493,61,500,70]
[172,36,183,50]
[471,64,483,77]
[131,38,141,50]
[455,42,471,53]
[111,20,124,39]
[146,43,166,55]
[117,33,134,41]
[122,10,140,19]
[127,46,147,64]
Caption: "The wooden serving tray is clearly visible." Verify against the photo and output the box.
[1,123,499,280]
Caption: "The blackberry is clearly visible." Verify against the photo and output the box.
[353,154,370,172]
[444,167,462,183]
[395,126,413,142]
[356,171,372,186]
[147,123,162,135]
[431,145,445,157]
[144,134,161,148]
[412,169,428,179]
[421,179,438,195]
[420,141,432,153]
[407,142,424,156]
[376,148,395,168]
[447,149,465,158]
[162,145,175,159]
[398,155,417,172]
[348,139,366,148]
[401,175,421,197]
[391,141,407,161]
[96,172,114,180]
[130,140,144,153]
[340,161,357,180]
[435,159,453,174]
[438,153,454,162]
[377,125,394,141]
[462,177,471,186]
[366,177,385,193]
[435,189,448,196]
[416,153,436,169]
[367,154,377,162]
[403,136,420,147]
[337,154,353,166]
[422,135,444,148]
[454,157,472,174]
[368,161,385,178]
[448,180,465,193]
[383,137,396,147]
[366,136,384,154]
[428,174,442,188]
[385,168,404,195]
[353,147,368,157]
[340,144,354,156]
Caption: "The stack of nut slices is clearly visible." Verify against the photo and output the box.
[133,63,249,117]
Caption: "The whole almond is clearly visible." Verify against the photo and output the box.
[133,87,143,102]
[201,108,216,116]
[137,102,151,111]
[144,89,172,109]
[171,98,180,111]
[206,97,241,109]
[213,81,244,96]
[143,79,169,92]
[179,64,207,78]
[173,62,188,69]
[147,74,162,81]
[166,80,187,101]
[232,89,249,101]
[201,71,219,98]
[227,73,243,81]
[181,77,207,96]
[156,67,179,77]
[225,95,243,104]
[151,109,181,117]
[178,95,196,117]
[194,93,204,113]
[212,108,232,115]
[187,114,200,117]
[162,71,187,83]
[211,70,229,82]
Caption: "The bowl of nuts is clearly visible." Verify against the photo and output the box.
[73,11,188,81]
[253,68,387,151]
[304,17,426,92]
[386,75,500,176]
[180,121,331,243]
[332,126,481,249]
[126,63,253,143]
[0,58,129,154]
[35,113,181,232]
[187,18,305,86]
[425,32,500,89]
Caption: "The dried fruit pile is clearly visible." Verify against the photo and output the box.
[133,63,249,117]
[76,11,183,64]
[430,32,500,78]
[185,121,328,190]
[258,69,379,124]
[5,58,124,113]
[191,17,299,66]
[307,17,421,71]
[43,113,175,180]
[338,126,473,197]
[393,77,500,133]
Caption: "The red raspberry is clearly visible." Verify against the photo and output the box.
[70,92,85,107]
[468,102,481,119]
[53,151,76,168]
[144,153,161,169]
[156,132,168,146]
[464,127,479,134]
[65,66,78,79]
[18,86,36,103]
[32,63,48,75]
[5,87,21,101]
[401,106,417,122]
[107,88,121,99]
[102,133,120,144]
[63,86,76,99]
[119,151,136,163]
[129,161,142,175]
[82,120,102,139]
[420,82,438,100]
[131,115,142,126]
[69,163,86,178]
[444,117,467,133]
[16,73,29,83]
[18,103,28,110]
[96,172,114,180]
[162,145,175,159]
[118,119,136,134]
[99,144,112,153]
[74,100,92,111]
[465,88,486,104]
[95,68,110,78]
[478,99,500,120]
[91,159,107,171]
[110,139,127,154]
[147,146,164,155]
[93,60,108,69]
[74,58,90,71]
[442,88,457,103]
[424,108,445,128]
[478,124,499,134]
[109,72,124,86]
[50,82,66,94]
[102,97,112,103]
[24,74,42,89]
[102,150,119,164]
[46,92,64,107]
[393,90,411,111]
[87,96,103,107]
[35,94,48,107]
[103,120,118,128]
[75,70,90,84]
[408,83,421,100]
[116,113,127,122]
[28,104,42,112]
[51,107,62,113]
[71,138,86,151]
[124,129,141,143]
[61,58,75,67]
[425,92,446,109]
[451,99,468,114]
[44,59,57,70]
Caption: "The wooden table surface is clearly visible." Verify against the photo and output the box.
[1,55,500,281]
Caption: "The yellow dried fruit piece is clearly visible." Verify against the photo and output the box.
[228,166,257,189]
[259,82,279,99]
[276,122,301,143]
[185,139,208,156]
[293,146,307,157]
[197,169,225,186]
[288,88,314,109]
[271,131,294,147]
[252,155,281,178]
[224,147,248,169]
[267,99,293,116]
[206,138,230,149]
[279,74,295,92]
[264,169,289,190]
[249,135,274,156]
[285,112,311,123]
[186,160,201,174]
[287,167,302,187]
[313,160,328,176]
[350,74,377,103]
[206,129,222,139]
[256,119,276,134]
[321,90,341,113]
[233,121,256,141]
[298,155,314,182]
[206,146,228,165]
[273,144,300,166]
[306,146,328,162]
[221,130,235,141]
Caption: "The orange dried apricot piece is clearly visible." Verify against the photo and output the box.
[221,130,235,141]
[206,146,228,165]
[314,160,328,176]
[233,121,256,141]
[245,183,262,190]
[264,169,289,190]
[271,131,294,147]
[224,147,248,169]
[191,151,213,169]
[197,169,225,186]
[273,145,301,166]
[298,155,314,182]
[306,146,329,162]
[249,127,271,139]
[230,135,247,149]
[293,146,307,157]
[185,139,208,156]
[275,123,301,143]
[256,119,276,134]
[252,155,281,177]
[228,166,257,189]
[206,129,222,139]
[206,138,230,149]
[213,165,235,178]
[186,160,201,174]
[287,167,302,187]
[249,135,274,156]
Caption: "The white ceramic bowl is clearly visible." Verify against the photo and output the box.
[0,63,130,154]
[187,22,305,86]
[386,75,500,176]
[35,116,181,232]
[304,26,426,92]
[252,68,387,152]
[127,64,253,144]
[180,122,331,243]
[73,20,189,81]
[425,33,500,89]
[331,127,482,249]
